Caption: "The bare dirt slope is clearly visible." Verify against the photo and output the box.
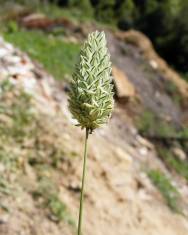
[107,31,183,126]
[0,34,187,235]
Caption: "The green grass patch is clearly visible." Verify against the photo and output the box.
[48,194,75,225]
[39,3,94,23]
[0,0,106,30]
[148,169,182,213]
[136,110,176,137]
[8,0,94,23]
[164,80,183,106]
[0,79,36,195]
[0,79,35,142]
[39,3,116,30]
[0,79,77,225]
[3,28,80,80]
[33,175,75,226]
[158,147,188,182]
[178,129,188,154]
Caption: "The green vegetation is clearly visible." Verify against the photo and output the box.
[136,110,176,137]
[68,31,114,235]
[89,0,188,77]
[137,109,188,183]
[178,128,188,154]
[3,29,80,80]
[0,79,76,226]
[1,0,188,79]
[158,147,188,182]
[0,0,95,26]
[0,79,36,197]
[0,181,10,197]
[148,169,181,213]
[0,79,35,142]
[164,80,183,106]
[51,0,188,79]
[33,175,75,226]
[32,1,94,23]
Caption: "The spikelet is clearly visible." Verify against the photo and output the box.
[68,31,114,133]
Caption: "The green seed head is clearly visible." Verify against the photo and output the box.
[68,31,114,133]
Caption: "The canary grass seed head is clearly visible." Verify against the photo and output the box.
[68,31,114,133]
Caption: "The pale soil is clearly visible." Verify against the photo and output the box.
[0,35,187,235]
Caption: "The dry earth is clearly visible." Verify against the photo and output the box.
[0,33,187,235]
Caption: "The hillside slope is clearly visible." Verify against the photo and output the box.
[0,28,188,235]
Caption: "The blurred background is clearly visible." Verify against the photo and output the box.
[0,1,187,235]
[1,0,188,78]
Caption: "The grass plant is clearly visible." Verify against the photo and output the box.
[68,31,114,235]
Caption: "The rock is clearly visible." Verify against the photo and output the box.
[39,79,53,99]
[21,13,77,33]
[138,147,148,156]
[115,147,132,167]
[0,48,9,58]
[138,188,152,201]
[0,163,5,173]
[137,172,155,191]
[0,213,9,224]
[149,60,158,70]
[21,13,46,24]
[23,162,36,181]
[0,114,13,126]
[4,55,21,64]
[20,13,51,29]
[21,76,37,93]
[136,135,154,150]
[116,30,188,101]
[172,147,187,161]
[112,66,136,101]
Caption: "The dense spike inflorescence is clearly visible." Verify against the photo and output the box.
[68,31,114,132]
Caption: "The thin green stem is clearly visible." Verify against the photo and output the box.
[77,128,89,235]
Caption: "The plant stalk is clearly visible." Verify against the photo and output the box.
[77,128,89,235]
